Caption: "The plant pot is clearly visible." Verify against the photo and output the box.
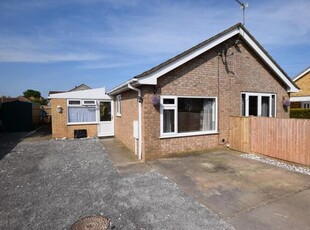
[152,95,160,106]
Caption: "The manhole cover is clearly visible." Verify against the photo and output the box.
[71,215,110,230]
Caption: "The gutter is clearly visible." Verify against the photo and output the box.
[107,78,138,96]
[127,81,143,160]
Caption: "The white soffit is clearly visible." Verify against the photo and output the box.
[290,96,310,102]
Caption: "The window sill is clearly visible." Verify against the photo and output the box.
[160,131,219,139]
[67,122,98,126]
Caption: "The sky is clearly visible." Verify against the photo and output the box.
[0,0,309,98]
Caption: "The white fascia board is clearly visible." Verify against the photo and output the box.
[293,67,310,82]
[238,28,299,93]
[50,87,112,100]
[138,29,240,85]
[290,96,310,102]
[107,79,137,95]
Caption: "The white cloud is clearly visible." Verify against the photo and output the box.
[0,49,102,63]
[246,0,310,45]
[91,3,239,57]
[0,35,102,63]
[0,0,309,66]
[79,61,130,69]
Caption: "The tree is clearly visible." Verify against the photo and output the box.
[23,89,47,105]
[23,89,41,99]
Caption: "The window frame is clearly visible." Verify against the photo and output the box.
[68,100,81,106]
[160,96,218,138]
[82,100,96,106]
[67,99,98,125]
[302,102,310,109]
[116,95,121,117]
[241,92,277,117]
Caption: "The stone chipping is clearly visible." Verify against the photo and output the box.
[241,153,310,175]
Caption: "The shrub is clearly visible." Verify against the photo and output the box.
[290,108,310,119]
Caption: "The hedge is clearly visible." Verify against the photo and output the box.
[290,108,310,119]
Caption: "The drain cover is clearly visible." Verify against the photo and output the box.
[71,215,110,230]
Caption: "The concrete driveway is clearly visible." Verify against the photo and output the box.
[0,131,232,229]
[149,150,310,230]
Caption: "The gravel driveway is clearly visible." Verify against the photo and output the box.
[0,137,232,229]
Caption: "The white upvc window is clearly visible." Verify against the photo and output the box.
[241,92,276,117]
[160,96,218,138]
[116,95,121,117]
[67,99,97,125]
[302,102,310,109]
[82,100,96,106]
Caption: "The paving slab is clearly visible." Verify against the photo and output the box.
[0,137,232,229]
[149,150,310,229]
[228,189,310,230]
[101,137,152,175]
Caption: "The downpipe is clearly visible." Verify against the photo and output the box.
[128,82,142,160]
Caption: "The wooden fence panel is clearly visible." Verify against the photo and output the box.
[229,116,251,153]
[230,116,310,166]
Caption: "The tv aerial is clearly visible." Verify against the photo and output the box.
[235,0,248,26]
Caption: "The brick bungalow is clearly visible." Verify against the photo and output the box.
[290,66,310,108]
[107,23,298,160]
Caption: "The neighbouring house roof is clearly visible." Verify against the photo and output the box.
[49,87,112,100]
[0,96,31,103]
[48,84,92,97]
[291,66,310,98]
[69,84,92,92]
[293,66,310,82]
[107,23,299,95]
[48,91,66,96]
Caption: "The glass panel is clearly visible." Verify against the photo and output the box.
[177,98,215,132]
[248,96,258,116]
[261,96,270,117]
[163,110,175,133]
[163,99,175,104]
[116,95,121,115]
[68,107,96,123]
[271,95,275,117]
[100,102,111,121]
[241,94,245,116]
[83,100,96,105]
[178,98,202,132]
[68,100,80,105]
[201,99,215,131]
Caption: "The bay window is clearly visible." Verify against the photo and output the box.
[160,96,217,137]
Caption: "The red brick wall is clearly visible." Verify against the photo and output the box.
[116,36,289,160]
[114,90,139,152]
[51,98,98,138]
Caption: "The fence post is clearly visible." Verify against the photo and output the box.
[249,116,252,153]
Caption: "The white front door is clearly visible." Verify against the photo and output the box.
[98,101,114,137]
